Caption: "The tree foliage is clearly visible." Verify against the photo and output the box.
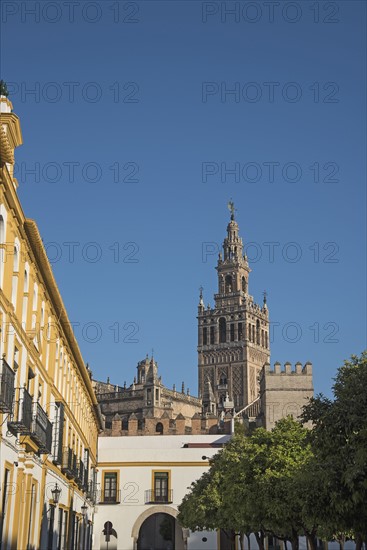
[179,352,367,548]
[302,351,367,545]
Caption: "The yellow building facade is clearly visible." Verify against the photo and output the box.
[0,90,102,550]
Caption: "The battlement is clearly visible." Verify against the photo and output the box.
[260,360,314,431]
[263,361,312,376]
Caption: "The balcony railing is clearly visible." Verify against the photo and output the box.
[76,460,85,488]
[145,489,173,504]
[62,448,78,479]
[52,404,64,465]
[31,402,53,454]
[97,489,121,504]
[8,387,33,435]
[0,357,15,413]
[86,481,96,503]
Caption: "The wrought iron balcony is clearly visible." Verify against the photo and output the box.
[8,387,33,435]
[145,489,173,504]
[76,460,85,488]
[97,489,121,504]
[61,448,78,479]
[0,357,15,413]
[52,405,64,466]
[86,481,96,503]
[31,402,53,454]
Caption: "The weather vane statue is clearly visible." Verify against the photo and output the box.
[0,80,9,97]
[227,199,236,220]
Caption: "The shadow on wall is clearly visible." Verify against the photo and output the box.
[100,521,118,550]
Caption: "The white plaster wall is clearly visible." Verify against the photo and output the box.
[93,435,230,550]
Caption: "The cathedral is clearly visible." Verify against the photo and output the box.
[94,204,313,436]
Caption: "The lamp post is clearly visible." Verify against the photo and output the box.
[51,483,61,505]
[47,484,61,550]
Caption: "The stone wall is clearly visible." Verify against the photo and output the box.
[259,361,314,431]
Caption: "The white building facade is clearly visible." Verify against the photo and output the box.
[92,434,230,550]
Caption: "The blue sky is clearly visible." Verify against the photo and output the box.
[1,0,366,398]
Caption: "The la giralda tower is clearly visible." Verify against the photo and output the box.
[198,204,270,414]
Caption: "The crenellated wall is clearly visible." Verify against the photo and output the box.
[259,361,314,430]
[99,410,231,437]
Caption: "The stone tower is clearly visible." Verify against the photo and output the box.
[198,206,270,412]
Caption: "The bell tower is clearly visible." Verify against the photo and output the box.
[198,203,270,412]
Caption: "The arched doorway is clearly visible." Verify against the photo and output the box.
[132,506,186,550]
[137,513,178,550]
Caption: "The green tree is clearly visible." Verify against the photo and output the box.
[178,417,317,550]
[178,450,238,549]
[302,351,367,548]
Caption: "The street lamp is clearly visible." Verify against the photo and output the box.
[51,483,61,505]
[81,502,88,516]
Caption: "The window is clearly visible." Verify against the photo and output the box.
[57,509,63,550]
[61,511,68,550]
[230,323,235,341]
[26,366,35,395]
[11,245,19,307]
[0,468,10,544]
[256,320,260,345]
[203,327,207,345]
[103,472,118,503]
[24,268,29,292]
[153,472,170,502]
[210,326,215,344]
[27,482,37,549]
[52,403,65,465]
[219,374,227,386]
[219,318,226,343]
[156,422,163,434]
[33,283,38,310]
[0,215,5,244]
[13,346,19,371]
[13,243,19,272]
[225,275,232,293]
[84,448,90,488]
[238,322,243,340]
[242,276,247,293]
[47,503,55,550]
[0,214,5,289]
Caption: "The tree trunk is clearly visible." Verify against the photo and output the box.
[255,531,265,550]
[337,533,345,550]
[355,534,363,550]
[246,533,251,550]
[290,534,299,550]
[306,533,317,550]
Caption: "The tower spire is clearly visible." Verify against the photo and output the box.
[198,204,270,412]
[0,80,9,98]
[227,199,236,221]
